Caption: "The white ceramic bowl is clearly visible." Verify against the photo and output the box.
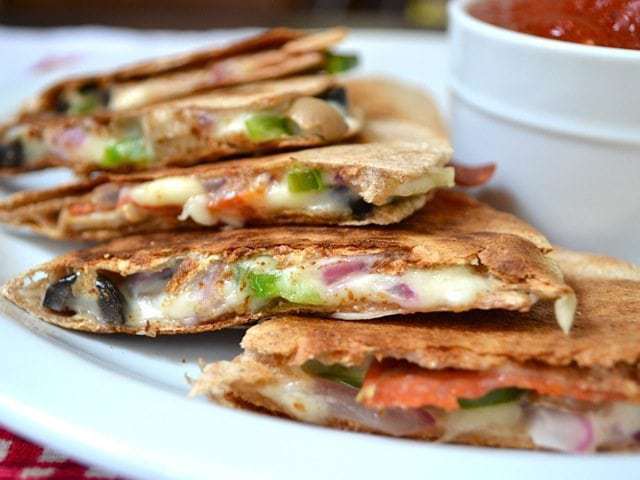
[448,0,640,263]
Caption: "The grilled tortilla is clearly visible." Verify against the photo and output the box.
[346,77,497,188]
[0,143,453,240]
[192,249,640,452]
[18,27,350,118]
[398,189,551,252]
[345,76,448,144]
[2,222,574,335]
[0,75,361,175]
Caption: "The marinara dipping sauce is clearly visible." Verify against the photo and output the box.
[468,0,640,50]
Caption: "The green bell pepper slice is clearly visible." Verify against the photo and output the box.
[458,387,526,409]
[287,168,325,193]
[245,114,294,142]
[102,137,151,168]
[325,52,359,74]
[302,360,366,388]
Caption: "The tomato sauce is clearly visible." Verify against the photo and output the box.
[468,0,640,50]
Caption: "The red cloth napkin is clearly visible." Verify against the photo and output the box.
[0,426,119,479]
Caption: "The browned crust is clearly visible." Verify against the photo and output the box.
[344,76,448,140]
[0,176,104,239]
[549,248,640,282]
[240,249,640,370]
[16,228,565,282]
[1,226,570,335]
[19,28,347,116]
[400,189,552,252]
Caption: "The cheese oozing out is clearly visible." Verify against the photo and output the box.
[67,166,454,229]
[81,253,524,329]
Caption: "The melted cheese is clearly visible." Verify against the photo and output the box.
[123,266,247,328]
[75,164,452,230]
[391,167,455,197]
[179,193,218,225]
[264,180,351,215]
[259,379,330,423]
[554,293,577,334]
[237,258,503,314]
[72,135,112,163]
[443,403,523,441]
[216,113,254,137]
[324,266,498,311]
[130,176,205,207]
[121,257,506,327]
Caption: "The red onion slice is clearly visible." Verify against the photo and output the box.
[125,267,175,296]
[203,178,226,192]
[452,161,496,187]
[91,183,122,208]
[528,407,595,452]
[321,260,368,285]
[314,378,436,437]
[387,283,417,300]
[54,127,86,148]
[575,416,595,452]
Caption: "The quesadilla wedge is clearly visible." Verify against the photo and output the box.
[1,219,575,335]
[0,75,360,175]
[0,142,453,240]
[18,27,352,118]
[192,250,640,452]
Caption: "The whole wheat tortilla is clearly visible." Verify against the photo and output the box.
[345,76,448,144]
[18,27,347,117]
[241,249,640,370]
[192,249,640,451]
[0,142,450,240]
[2,225,571,335]
[2,75,362,175]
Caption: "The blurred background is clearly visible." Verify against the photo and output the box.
[0,0,449,30]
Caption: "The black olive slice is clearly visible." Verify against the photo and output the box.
[0,140,24,168]
[98,88,111,107]
[348,197,374,220]
[42,273,78,313]
[318,87,348,109]
[54,96,70,113]
[96,274,126,325]
[77,82,111,108]
[78,81,100,94]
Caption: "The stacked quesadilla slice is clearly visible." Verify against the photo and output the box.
[0,143,453,240]
[192,250,640,452]
[0,75,361,174]
[18,27,351,118]
[4,32,635,456]
[1,190,575,336]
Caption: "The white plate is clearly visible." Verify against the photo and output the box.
[0,27,637,480]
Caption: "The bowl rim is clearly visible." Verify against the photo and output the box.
[449,0,640,60]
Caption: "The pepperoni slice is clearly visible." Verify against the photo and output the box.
[452,161,496,187]
[359,359,624,411]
